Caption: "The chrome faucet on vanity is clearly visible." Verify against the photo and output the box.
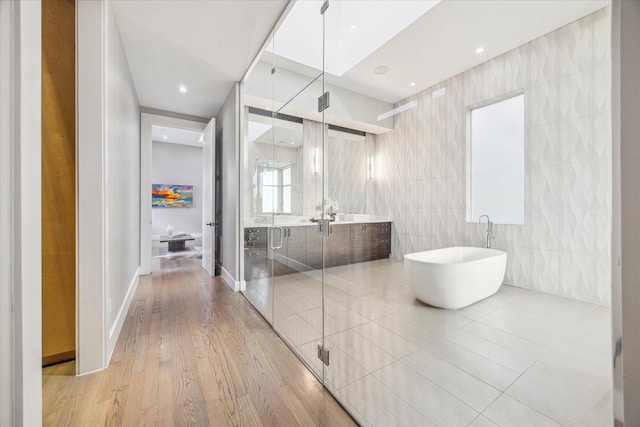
[479,214,494,248]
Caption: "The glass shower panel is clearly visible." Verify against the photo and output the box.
[242,34,277,325]
[271,1,324,113]
[243,2,614,426]
[271,77,326,380]
[243,0,327,381]
[319,2,440,425]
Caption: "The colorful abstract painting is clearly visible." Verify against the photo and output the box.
[152,184,193,208]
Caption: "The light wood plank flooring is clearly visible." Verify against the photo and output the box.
[43,259,357,426]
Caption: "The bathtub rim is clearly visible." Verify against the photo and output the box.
[403,246,507,266]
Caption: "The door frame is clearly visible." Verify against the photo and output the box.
[201,117,217,277]
[140,113,207,275]
[0,0,42,424]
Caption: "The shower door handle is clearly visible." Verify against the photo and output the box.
[269,226,284,250]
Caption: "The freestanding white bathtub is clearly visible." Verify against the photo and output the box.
[404,247,507,309]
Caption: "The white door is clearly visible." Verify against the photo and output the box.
[202,118,216,275]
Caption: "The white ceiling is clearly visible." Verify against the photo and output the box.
[335,0,608,103]
[152,125,203,147]
[261,0,607,105]
[112,0,608,122]
[111,0,288,118]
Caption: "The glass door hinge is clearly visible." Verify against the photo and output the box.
[318,91,330,112]
[317,342,330,366]
[321,0,329,15]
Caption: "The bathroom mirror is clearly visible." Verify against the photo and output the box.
[246,108,304,217]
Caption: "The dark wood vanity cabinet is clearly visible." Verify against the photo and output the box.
[373,222,392,260]
[327,224,351,267]
[305,225,323,270]
[350,222,392,262]
[244,227,268,281]
[351,223,374,263]
[244,222,392,279]
[285,226,307,269]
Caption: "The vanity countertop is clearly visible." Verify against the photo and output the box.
[244,218,392,228]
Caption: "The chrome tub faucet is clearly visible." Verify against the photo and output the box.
[479,214,494,249]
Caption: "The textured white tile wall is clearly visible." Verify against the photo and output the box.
[327,136,367,214]
[326,134,376,214]
[301,122,377,218]
[302,119,324,217]
[373,8,611,305]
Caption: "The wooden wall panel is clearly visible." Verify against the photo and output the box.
[42,0,76,366]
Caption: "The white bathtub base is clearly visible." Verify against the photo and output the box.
[404,247,507,310]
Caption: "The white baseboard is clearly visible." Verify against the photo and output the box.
[221,266,241,292]
[107,267,140,362]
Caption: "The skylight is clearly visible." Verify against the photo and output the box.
[268,0,441,77]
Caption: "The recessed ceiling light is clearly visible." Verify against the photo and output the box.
[349,24,358,32]
[179,84,187,93]
[409,81,416,87]
[374,65,389,75]
[291,142,295,145]
[163,135,168,140]
[476,46,485,54]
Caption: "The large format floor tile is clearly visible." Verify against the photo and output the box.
[401,349,502,412]
[326,329,396,373]
[246,259,612,426]
[483,394,563,427]
[372,361,479,427]
[340,375,432,426]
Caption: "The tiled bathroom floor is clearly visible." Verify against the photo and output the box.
[243,259,612,427]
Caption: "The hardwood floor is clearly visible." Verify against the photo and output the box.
[43,259,357,426]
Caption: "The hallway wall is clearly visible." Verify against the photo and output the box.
[217,83,240,288]
[78,0,141,373]
[151,141,203,236]
[105,0,141,357]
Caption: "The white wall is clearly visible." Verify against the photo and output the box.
[0,1,42,425]
[78,0,141,374]
[301,119,324,218]
[105,0,141,360]
[217,83,241,289]
[151,141,203,236]
[374,8,611,305]
[326,134,373,215]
